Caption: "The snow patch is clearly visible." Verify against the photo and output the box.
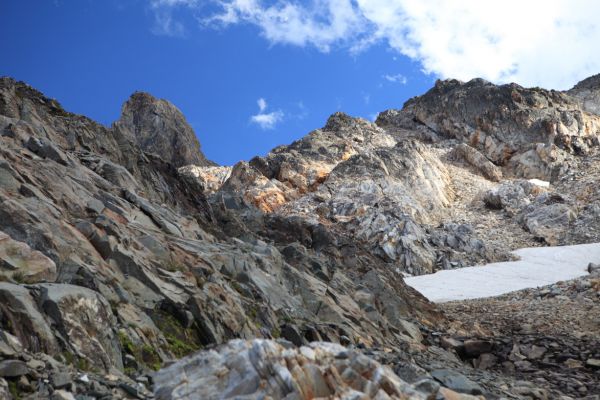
[405,242,600,302]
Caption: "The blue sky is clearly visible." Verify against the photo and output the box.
[0,1,431,165]
[2,1,599,165]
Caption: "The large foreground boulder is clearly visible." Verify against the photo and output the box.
[153,339,433,400]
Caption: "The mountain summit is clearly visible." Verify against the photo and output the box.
[115,91,214,168]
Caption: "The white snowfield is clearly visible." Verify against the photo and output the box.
[405,242,600,303]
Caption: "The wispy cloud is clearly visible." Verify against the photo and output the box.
[257,97,267,112]
[155,0,600,89]
[250,98,284,130]
[383,73,408,84]
[149,0,199,37]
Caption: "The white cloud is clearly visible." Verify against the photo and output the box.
[203,0,366,52]
[257,97,267,112]
[190,0,600,89]
[383,73,408,84]
[250,98,284,129]
[250,111,284,129]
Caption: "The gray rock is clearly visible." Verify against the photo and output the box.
[0,230,57,283]
[51,371,72,389]
[0,377,11,400]
[37,283,122,371]
[0,283,59,354]
[153,339,428,400]
[114,92,214,168]
[521,202,576,245]
[85,198,105,214]
[51,389,76,400]
[586,358,600,368]
[463,339,493,357]
[430,369,484,395]
[449,143,502,181]
[0,330,23,357]
[473,353,497,370]
[0,359,28,377]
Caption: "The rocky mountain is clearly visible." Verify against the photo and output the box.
[0,74,598,399]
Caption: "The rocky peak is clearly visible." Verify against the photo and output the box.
[568,73,600,116]
[570,73,600,91]
[114,91,214,168]
[378,77,600,181]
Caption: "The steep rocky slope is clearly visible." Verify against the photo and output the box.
[0,77,437,399]
[0,74,599,399]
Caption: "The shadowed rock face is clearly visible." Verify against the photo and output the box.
[115,92,215,168]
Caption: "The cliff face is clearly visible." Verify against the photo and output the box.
[0,74,599,399]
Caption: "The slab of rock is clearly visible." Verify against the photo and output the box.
[0,359,28,377]
[430,369,484,395]
[0,231,57,283]
[0,283,59,354]
[37,283,122,371]
[521,202,576,245]
[0,377,11,400]
[450,143,502,181]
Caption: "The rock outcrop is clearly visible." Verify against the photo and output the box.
[377,78,600,181]
[114,92,215,168]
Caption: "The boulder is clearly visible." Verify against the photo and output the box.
[0,360,28,377]
[430,369,484,395]
[520,202,576,245]
[153,339,429,399]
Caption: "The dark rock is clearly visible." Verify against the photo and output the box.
[114,92,214,168]
[51,371,72,389]
[0,359,28,377]
[473,353,497,370]
[280,324,306,347]
[588,263,600,274]
[430,369,484,395]
[463,339,493,357]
